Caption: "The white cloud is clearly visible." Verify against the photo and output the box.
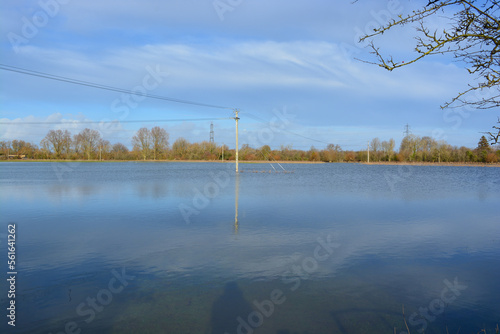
[0,0,495,150]
[0,113,128,144]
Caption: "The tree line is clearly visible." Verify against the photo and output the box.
[0,127,498,163]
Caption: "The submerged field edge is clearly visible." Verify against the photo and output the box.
[1,159,499,167]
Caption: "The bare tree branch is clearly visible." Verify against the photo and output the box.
[356,0,500,143]
[357,1,500,110]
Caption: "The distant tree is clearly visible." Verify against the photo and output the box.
[321,143,343,162]
[74,128,101,160]
[0,141,11,159]
[279,144,293,161]
[172,137,189,159]
[308,146,320,161]
[357,1,500,142]
[259,145,272,159]
[476,135,491,162]
[344,151,356,162]
[15,141,38,158]
[218,144,230,160]
[11,140,28,157]
[150,126,169,160]
[239,144,257,160]
[399,135,421,161]
[98,139,111,160]
[381,139,395,161]
[477,135,491,151]
[199,141,217,160]
[40,129,72,158]
[370,138,381,161]
[437,140,452,162]
[132,127,151,160]
[419,136,438,161]
[112,143,129,160]
[370,137,380,152]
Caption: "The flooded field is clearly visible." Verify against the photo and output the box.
[1,162,499,333]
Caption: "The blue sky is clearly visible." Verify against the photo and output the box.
[0,0,497,150]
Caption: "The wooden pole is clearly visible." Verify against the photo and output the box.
[235,109,239,173]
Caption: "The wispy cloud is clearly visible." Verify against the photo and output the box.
[0,0,494,149]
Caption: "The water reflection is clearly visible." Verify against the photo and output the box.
[235,173,240,234]
[210,282,252,334]
[0,162,499,333]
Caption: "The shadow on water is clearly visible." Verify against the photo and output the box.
[210,282,253,334]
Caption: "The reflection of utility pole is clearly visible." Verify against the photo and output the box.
[234,109,239,173]
[234,173,239,234]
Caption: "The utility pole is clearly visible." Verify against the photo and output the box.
[367,141,370,163]
[234,109,239,173]
[222,145,224,162]
[99,145,102,161]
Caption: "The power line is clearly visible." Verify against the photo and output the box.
[0,117,234,125]
[0,64,233,110]
[242,112,330,145]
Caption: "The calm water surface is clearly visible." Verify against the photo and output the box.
[0,162,499,334]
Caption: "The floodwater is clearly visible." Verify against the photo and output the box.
[0,162,499,334]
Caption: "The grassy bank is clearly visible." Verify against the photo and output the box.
[360,161,500,167]
[2,159,500,166]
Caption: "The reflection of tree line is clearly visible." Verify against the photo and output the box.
[44,181,184,199]
[2,127,499,162]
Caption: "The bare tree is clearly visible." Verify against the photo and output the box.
[357,1,500,142]
[0,141,11,159]
[132,127,151,160]
[381,138,395,161]
[370,137,381,161]
[172,137,189,159]
[74,128,101,160]
[98,139,111,160]
[150,126,169,160]
[112,143,129,160]
[40,129,72,158]
[400,134,421,161]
